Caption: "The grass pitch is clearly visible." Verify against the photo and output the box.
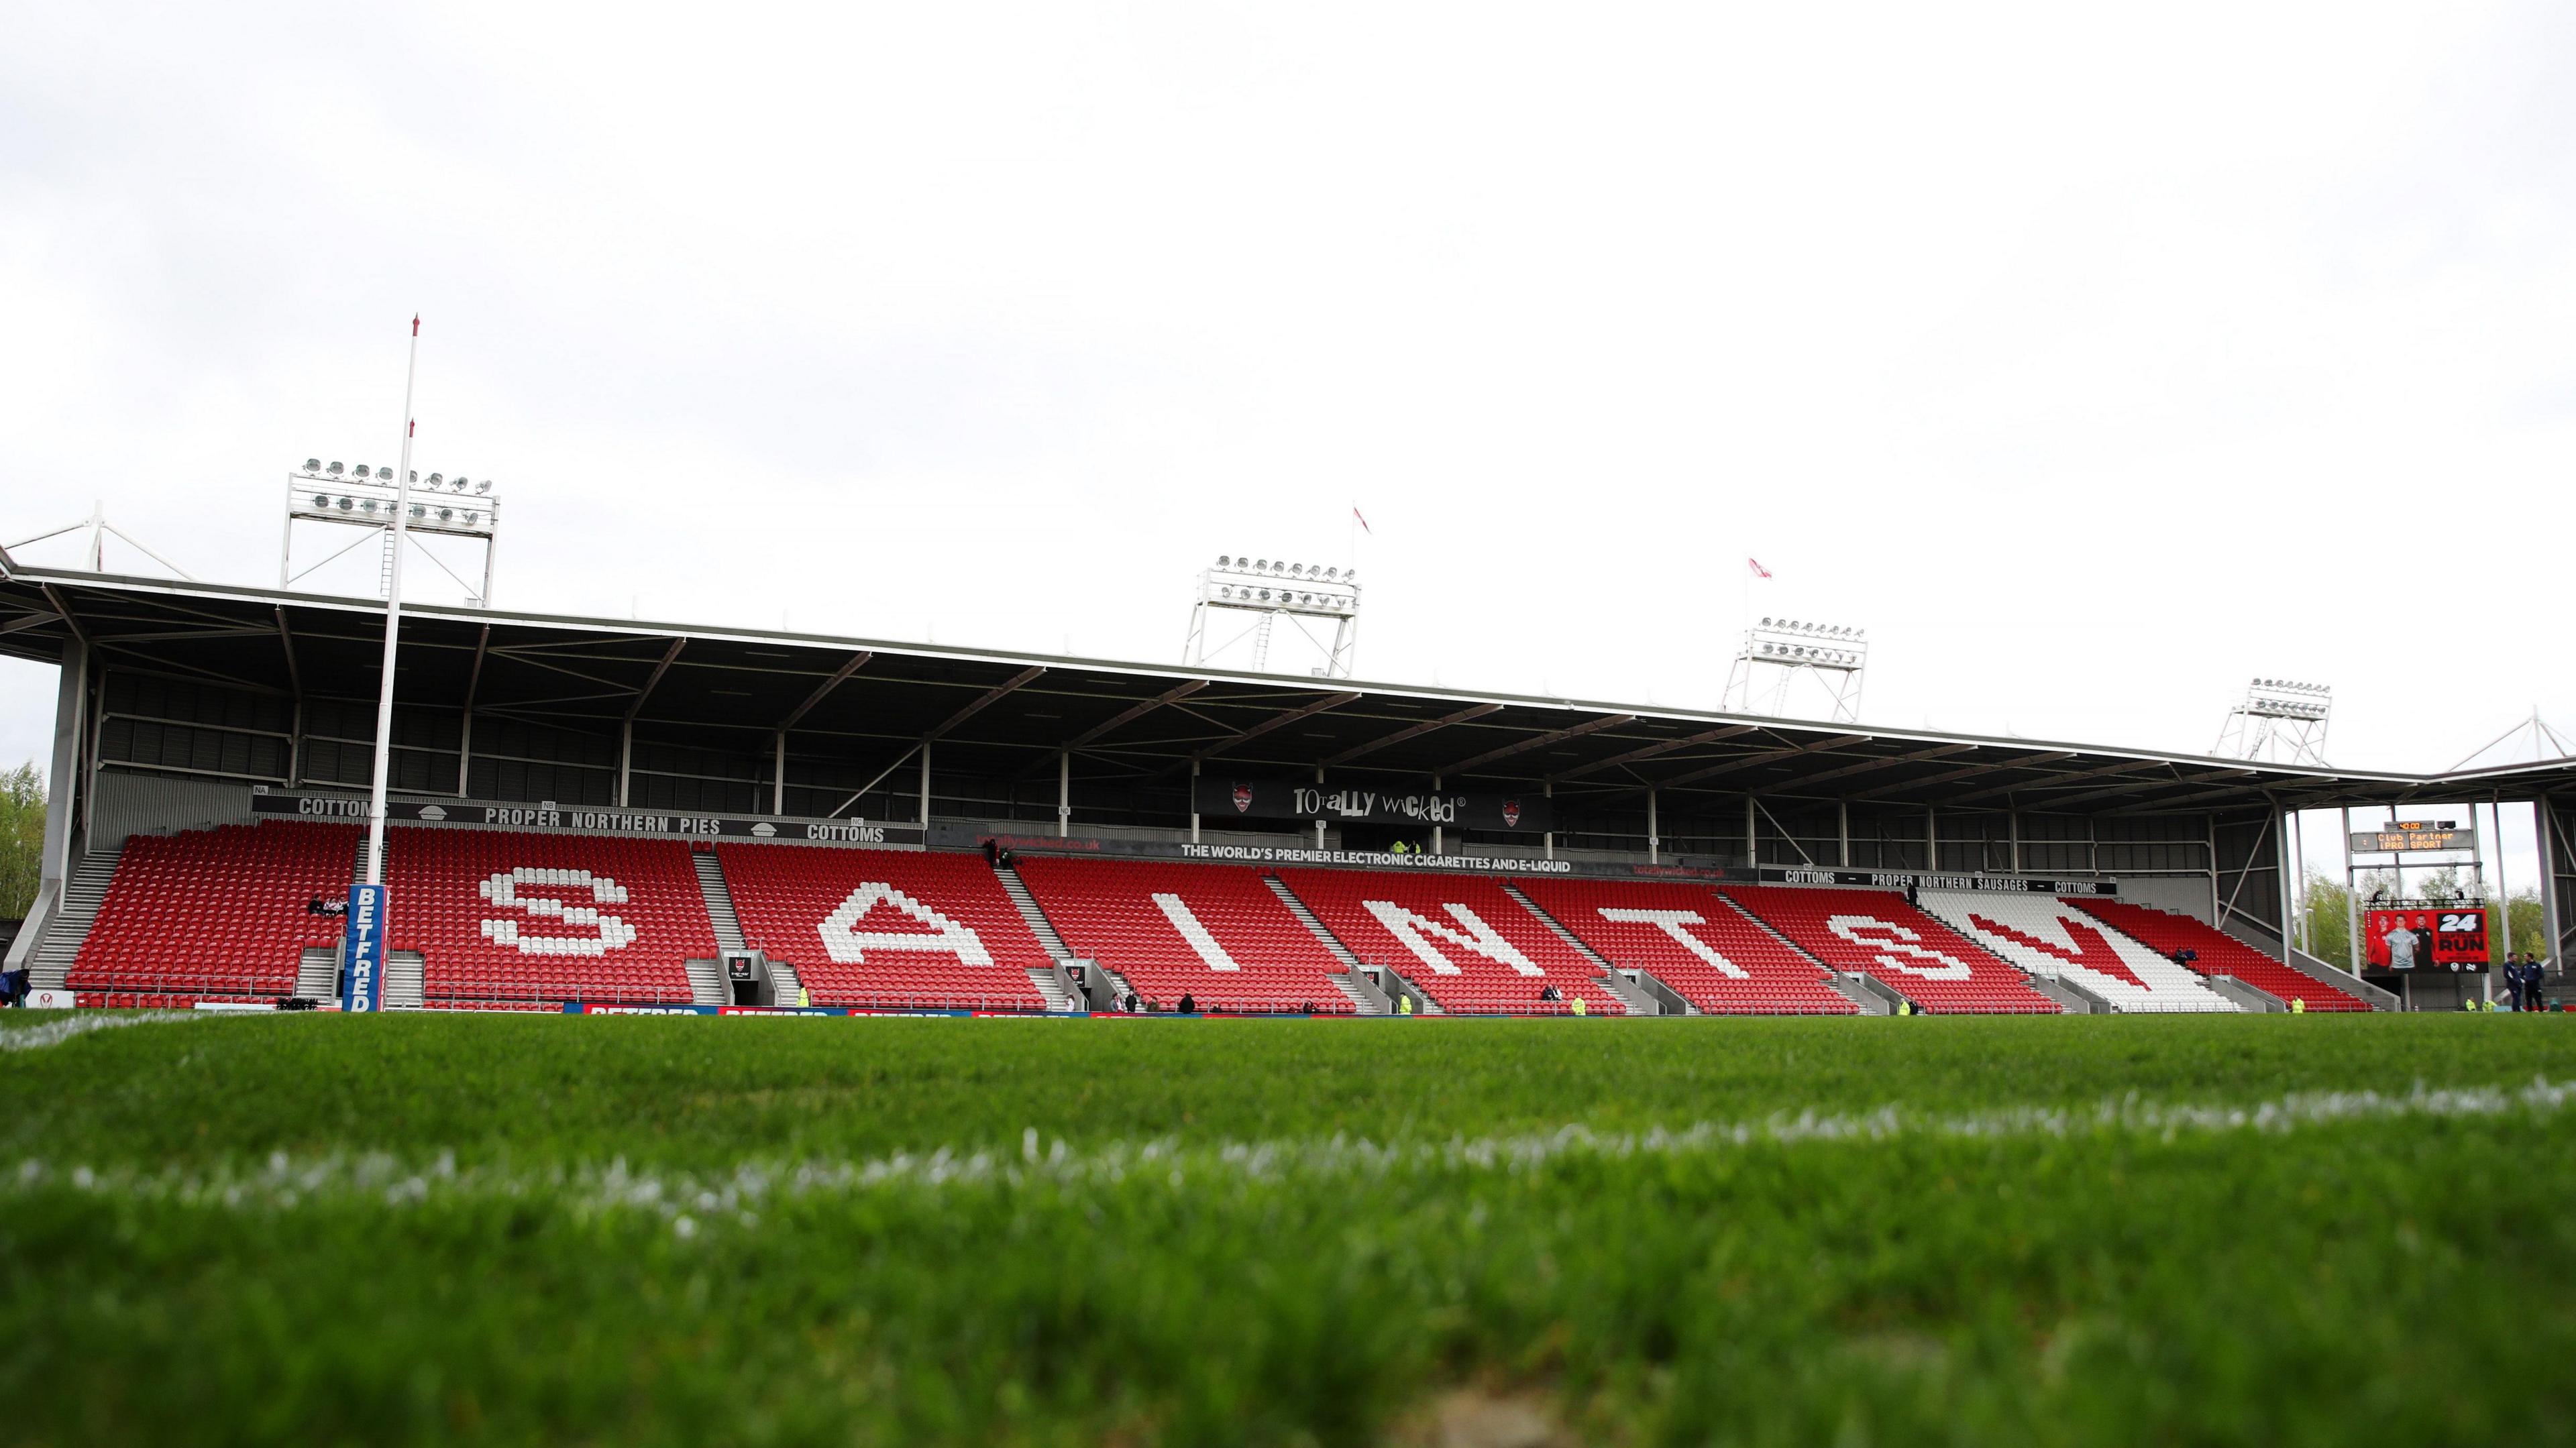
[5,1013,2573,1446]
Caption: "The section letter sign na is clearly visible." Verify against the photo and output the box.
[343,883,387,1011]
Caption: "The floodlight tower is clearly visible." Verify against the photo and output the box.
[2212,677,2331,766]
[1721,616,1868,722]
[1182,555,1363,677]
[279,457,502,605]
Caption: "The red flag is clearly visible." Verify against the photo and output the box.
[1747,557,1772,579]
[1352,506,1373,535]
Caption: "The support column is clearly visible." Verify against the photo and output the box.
[288,697,305,791]
[2539,799,2565,977]
[1744,795,1757,869]
[456,706,472,798]
[1189,758,1201,843]
[772,730,786,816]
[1432,773,1444,856]
[919,743,932,826]
[2341,806,2361,979]
[2207,812,2222,924]
[2298,803,2318,953]
[42,641,87,887]
[1313,763,1325,851]
[617,719,633,808]
[1839,800,1851,868]
[2485,797,2504,1005]
[1646,787,1659,865]
[1058,750,1071,838]
[1543,779,1554,861]
[1926,805,1938,873]
[2275,803,2295,964]
[2008,808,2021,874]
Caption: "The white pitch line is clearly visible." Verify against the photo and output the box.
[0,1011,203,1053]
[4,1078,2570,1226]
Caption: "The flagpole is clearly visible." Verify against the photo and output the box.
[364,315,422,888]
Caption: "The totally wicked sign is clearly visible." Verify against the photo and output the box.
[1193,777,1552,832]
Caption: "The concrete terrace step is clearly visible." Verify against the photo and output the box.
[692,850,749,954]
[1261,875,1362,968]
[28,846,122,990]
[1715,891,1902,1015]
[297,945,339,1003]
[994,865,1073,960]
[684,957,728,1007]
[1026,966,1077,1013]
[1501,881,1648,1015]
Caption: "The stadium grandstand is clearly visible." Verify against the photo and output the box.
[3,554,2572,1016]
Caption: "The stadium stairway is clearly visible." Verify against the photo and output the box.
[1501,882,1662,1015]
[1712,893,1894,1015]
[682,958,727,1007]
[384,950,426,1009]
[1026,969,1079,1012]
[767,956,806,1007]
[1262,873,1405,1016]
[296,946,337,1002]
[25,846,121,991]
[1328,971,1385,1015]
[692,850,748,952]
[994,863,1075,958]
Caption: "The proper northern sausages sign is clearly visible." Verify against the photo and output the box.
[251,790,924,846]
[1192,777,1553,832]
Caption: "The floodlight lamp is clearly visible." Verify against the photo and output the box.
[463,511,480,524]
[1255,559,1268,570]
[476,480,491,494]
[437,506,453,522]
[1218,555,1230,565]
[427,473,443,486]
[327,461,344,475]
[303,457,321,471]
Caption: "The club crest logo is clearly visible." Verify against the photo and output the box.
[1231,783,1254,814]
[1501,799,1521,828]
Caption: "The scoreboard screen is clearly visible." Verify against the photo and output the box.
[2348,821,2476,854]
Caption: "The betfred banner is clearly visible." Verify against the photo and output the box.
[2364,907,2488,972]
[1192,777,1552,832]
[342,883,386,1011]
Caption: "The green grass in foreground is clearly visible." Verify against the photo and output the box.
[5,1013,2573,1446]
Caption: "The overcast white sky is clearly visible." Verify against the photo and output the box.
[3,2,2571,889]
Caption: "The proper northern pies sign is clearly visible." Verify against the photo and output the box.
[1193,777,1553,832]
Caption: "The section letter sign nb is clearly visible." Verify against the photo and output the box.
[343,883,387,1011]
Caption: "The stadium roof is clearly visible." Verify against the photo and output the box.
[2,558,2566,816]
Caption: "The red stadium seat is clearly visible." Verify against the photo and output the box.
[1013,856,1354,1013]
[1513,877,1856,1014]
[388,829,712,1005]
[70,820,354,1003]
[2063,898,2370,1011]
[1915,891,2239,1013]
[1273,868,1619,1014]
[1719,885,2060,1013]
[714,844,1050,1011]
